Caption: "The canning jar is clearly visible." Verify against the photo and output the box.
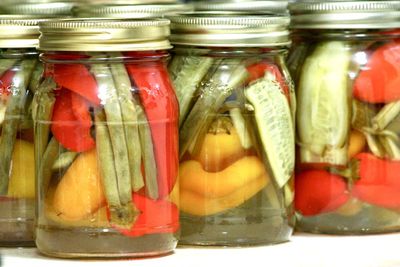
[288,0,400,234]
[168,13,295,246]
[34,19,179,257]
[0,16,47,247]
[73,3,191,18]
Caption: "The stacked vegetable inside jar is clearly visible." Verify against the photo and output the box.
[168,13,296,246]
[289,0,400,234]
[34,19,179,257]
[0,16,48,247]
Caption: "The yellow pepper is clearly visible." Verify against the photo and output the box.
[194,117,248,172]
[180,156,267,198]
[179,175,268,216]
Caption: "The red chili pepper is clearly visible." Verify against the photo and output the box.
[52,64,100,106]
[0,70,15,96]
[114,193,179,237]
[125,61,179,199]
[353,41,400,103]
[51,90,95,152]
[246,62,290,101]
[352,153,400,209]
[295,170,350,216]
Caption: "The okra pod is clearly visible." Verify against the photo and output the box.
[372,100,400,131]
[108,55,144,192]
[0,59,35,194]
[28,62,44,93]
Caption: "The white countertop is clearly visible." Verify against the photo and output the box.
[1,233,400,267]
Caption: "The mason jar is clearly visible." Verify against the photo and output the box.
[288,0,400,234]
[34,19,179,257]
[0,16,47,247]
[168,13,295,246]
[193,0,288,14]
[73,3,192,18]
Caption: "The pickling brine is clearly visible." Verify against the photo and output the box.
[289,0,400,234]
[35,19,179,258]
[169,13,295,246]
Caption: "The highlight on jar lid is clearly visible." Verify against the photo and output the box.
[193,0,288,14]
[289,0,400,29]
[168,12,290,47]
[0,16,48,48]
[1,2,75,16]
[73,3,192,18]
[38,18,171,51]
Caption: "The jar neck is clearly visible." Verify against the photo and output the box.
[40,50,170,64]
[171,45,289,58]
[291,28,400,42]
[0,48,38,58]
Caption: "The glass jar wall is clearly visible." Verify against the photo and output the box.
[169,13,295,246]
[35,19,179,258]
[288,0,400,234]
[0,17,46,247]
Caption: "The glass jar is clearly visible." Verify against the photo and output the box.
[72,3,192,18]
[0,16,46,247]
[168,13,295,246]
[34,19,179,257]
[288,0,400,234]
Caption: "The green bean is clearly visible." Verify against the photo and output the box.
[136,103,159,200]
[91,63,132,206]
[179,59,249,158]
[33,77,57,183]
[0,59,35,194]
[0,58,18,77]
[28,62,44,93]
[38,137,64,197]
[108,55,144,193]
[95,111,138,228]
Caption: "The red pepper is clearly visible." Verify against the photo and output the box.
[0,70,15,96]
[353,41,400,103]
[295,170,350,216]
[246,62,290,101]
[125,61,179,199]
[352,153,400,208]
[114,193,179,237]
[51,90,95,152]
[52,64,100,106]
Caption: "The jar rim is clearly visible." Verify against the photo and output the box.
[1,2,74,15]
[38,18,172,51]
[193,0,288,14]
[168,12,291,47]
[289,1,400,29]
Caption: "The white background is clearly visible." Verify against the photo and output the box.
[1,233,400,267]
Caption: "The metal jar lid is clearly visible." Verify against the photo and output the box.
[169,12,290,47]
[1,3,75,16]
[73,4,192,18]
[0,16,48,48]
[290,1,400,29]
[194,1,288,14]
[38,18,172,51]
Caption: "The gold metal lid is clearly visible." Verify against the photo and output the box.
[169,12,290,47]
[290,1,400,29]
[73,4,192,18]
[38,18,172,51]
[78,0,179,4]
[0,16,48,48]
[194,1,288,14]
[1,2,74,15]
